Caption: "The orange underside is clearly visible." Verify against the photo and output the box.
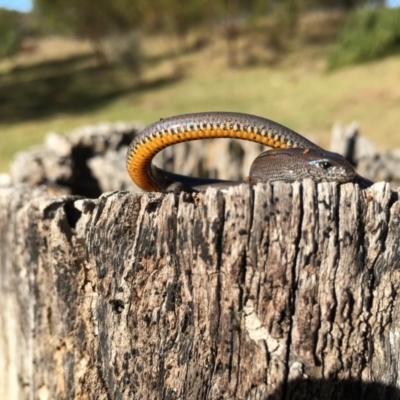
[126,128,289,191]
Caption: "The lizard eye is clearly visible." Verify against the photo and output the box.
[315,161,333,170]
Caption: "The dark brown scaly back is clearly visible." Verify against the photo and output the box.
[126,112,322,191]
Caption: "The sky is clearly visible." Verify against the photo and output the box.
[1,0,400,13]
[0,0,31,12]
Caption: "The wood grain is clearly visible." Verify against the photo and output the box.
[1,181,400,399]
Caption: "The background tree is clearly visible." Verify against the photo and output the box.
[33,0,142,62]
[0,8,23,58]
[32,0,391,70]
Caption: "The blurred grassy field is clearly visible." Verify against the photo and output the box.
[1,32,400,173]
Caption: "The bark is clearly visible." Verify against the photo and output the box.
[1,180,400,400]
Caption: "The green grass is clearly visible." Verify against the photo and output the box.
[1,35,400,173]
[328,7,400,70]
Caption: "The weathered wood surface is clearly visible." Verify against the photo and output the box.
[1,180,400,400]
[331,122,400,187]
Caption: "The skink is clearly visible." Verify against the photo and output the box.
[126,112,368,192]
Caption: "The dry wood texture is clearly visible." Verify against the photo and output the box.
[1,180,400,400]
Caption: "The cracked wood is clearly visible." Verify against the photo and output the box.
[1,182,400,400]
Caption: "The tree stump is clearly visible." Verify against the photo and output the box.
[1,179,400,400]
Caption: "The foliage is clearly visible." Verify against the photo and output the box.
[304,0,370,9]
[33,0,145,65]
[328,6,400,70]
[0,8,23,58]
[33,0,141,40]
[32,0,386,68]
[32,0,386,39]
